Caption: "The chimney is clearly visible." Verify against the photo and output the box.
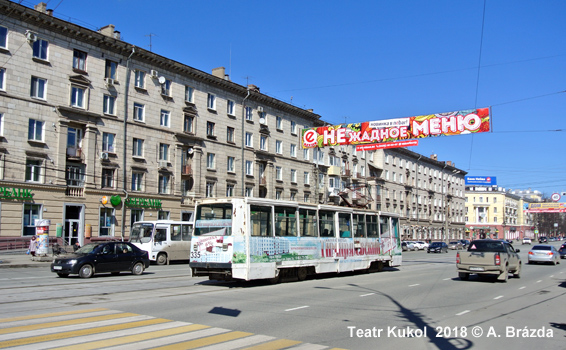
[447,161,452,166]
[34,2,47,13]
[46,9,53,16]
[99,24,117,39]
[431,154,437,161]
[247,84,260,92]
[212,67,225,79]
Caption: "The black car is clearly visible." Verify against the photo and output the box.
[559,243,566,259]
[51,242,150,278]
[459,240,470,249]
[427,242,448,253]
[539,236,548,243]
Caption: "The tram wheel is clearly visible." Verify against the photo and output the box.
[297,267,308,281]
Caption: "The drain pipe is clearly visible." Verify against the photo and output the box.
[121,46,135,241]
[241,88,250,196]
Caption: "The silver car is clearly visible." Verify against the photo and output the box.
[528,245,560,265]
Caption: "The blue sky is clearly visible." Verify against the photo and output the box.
[35,0,566,198]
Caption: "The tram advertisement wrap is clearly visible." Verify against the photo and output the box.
[301,108,490,149]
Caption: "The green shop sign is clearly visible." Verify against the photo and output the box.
[125,197,162,209]
[0,187,33,200]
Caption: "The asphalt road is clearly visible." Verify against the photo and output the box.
[0,242,564,349]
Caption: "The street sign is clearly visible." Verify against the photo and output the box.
[551,193,561,202]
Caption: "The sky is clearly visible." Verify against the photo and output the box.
[27,0,566,199]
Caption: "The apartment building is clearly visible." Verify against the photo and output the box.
[0,1,324,244]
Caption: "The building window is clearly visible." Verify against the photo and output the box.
[291,169,297,183]
[290,191,296,201]
[158,211,170,220]
[227,100,235,116]
[133,138,143,157]
[160,79,172,96]
[304,193,310,202]
[32,39,48,60]
[28,119,44,142]
[0,113,4,137]
[159,174,170,194]
[227,156,235,173]
[132,172,144,191]
[99,208,114,236]
[290,144,297,157]
[207,153,215,169]
[227,127,235,143]
[226,184,234,197]
[185,85,194,103]
[73,49,87,71]
[159,143,169,161]
[260,135,268,151]
[246,160,253,176]
[133,103,145,122]
[303,148,309,160]
[245,107,253,121]
[206,182,215,198]
[276,189,282,200]
[134,70,145,88]
[183,115,194,133]
[66,165,84,187]
[245,132,253,147]
[102,132,115,152]
[23,204,42,236]
[276,140,282,154]
[245,186,253,197]
[25,159,42,182]
[105,59,118,80]
[103,94,116,115]
[207,93,216,110]
[291,121,297,135]
[276,166,282,181]
[30,76,46,99]
[160,110,170,127]
[0,68,5,91]
[130,209,144,227]
[0,26,7,49]
[101,168,114,188]
[304,172,310,185]
[276,116,282,130]
[71,86,86,108]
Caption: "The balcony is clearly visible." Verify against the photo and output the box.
[66,147,83,161]
[65,180,84,197]
[181,164,192,176]
[341,169,351,177]
[327,166,341,176]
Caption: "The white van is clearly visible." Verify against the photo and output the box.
[129,221,193,265]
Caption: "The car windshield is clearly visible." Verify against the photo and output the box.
[130,223,154,243]
[430,243,442,247]
[74,243,102,254]
[532,245,551,250]
[468,241,505,252]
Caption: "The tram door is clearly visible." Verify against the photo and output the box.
[64,205,83,246]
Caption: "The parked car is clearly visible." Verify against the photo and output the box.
[528,245,560,265]
[538,236,548,243]
[449,241,463,250]
[51,242,150,278]
[414,241,429,250]
[428,242,448,253]
[402,241,416,251]
[459,240,470,249]
[559,243,566,259]
[401,242,409,251]
[522,237,532,245]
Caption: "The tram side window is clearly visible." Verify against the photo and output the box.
[380,217,390,238]
[319,211,334,237]
[353,214,366,238]
[171,225,182,241]
[299,209,317,237]
[275,206,297,237]
[338,213,351,238]
[250,205,272,237]
[391,217,399,239]
[367,215,379,238]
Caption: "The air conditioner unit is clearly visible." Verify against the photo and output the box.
[99,152,109,161]
[150,70,159,78]
[104,78,114,86]
[158,160,168,168]
[257,106,264,113]
[25,31,37,42]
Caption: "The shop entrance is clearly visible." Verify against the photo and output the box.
[64,205,83,246]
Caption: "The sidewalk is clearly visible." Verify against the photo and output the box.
[0,250,54,268]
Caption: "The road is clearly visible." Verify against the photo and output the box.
[0,242,565,349]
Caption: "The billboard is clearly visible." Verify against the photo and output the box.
[526,203,566,213]
[301,108,490,149]
[465,176,497,186]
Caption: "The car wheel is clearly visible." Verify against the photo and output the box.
[132,262,144,275]
[513,263,521,279]
[79,264,94,278]
[459,272,469,280]
[57,273,69,278]
[156,253,167,265]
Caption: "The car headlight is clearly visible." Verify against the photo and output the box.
[67,259,77,265]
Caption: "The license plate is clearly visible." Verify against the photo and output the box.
[53,266,62,270]
[470,267,484,271]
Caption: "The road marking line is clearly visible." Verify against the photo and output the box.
[519,286,526,290]
[0,308,107,324]
[285,306,309,312]
[455,310,470,316]
[536,280,542,283]
[409,284,420,287]
[443,278,451,280]
[360,293,375,297]
[183,334,275,350]
[494,296,504,300]
[241,339,302,350]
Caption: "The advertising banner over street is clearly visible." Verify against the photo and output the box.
[465,176,497,186]
[301,108,490,149]
[526,203,566,213]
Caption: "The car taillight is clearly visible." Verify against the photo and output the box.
[528,251,533,255]
[456,252,460,264]
[494,253,500,266]
[548,252,553,255]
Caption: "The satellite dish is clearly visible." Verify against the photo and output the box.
[187,148,194,155]
[259,117,266,125]
[158,76,166,85]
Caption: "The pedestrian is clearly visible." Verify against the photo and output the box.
[73,241,81,251]
[28,236,38,256]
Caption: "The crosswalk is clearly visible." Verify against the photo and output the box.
[0,308,346,350]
